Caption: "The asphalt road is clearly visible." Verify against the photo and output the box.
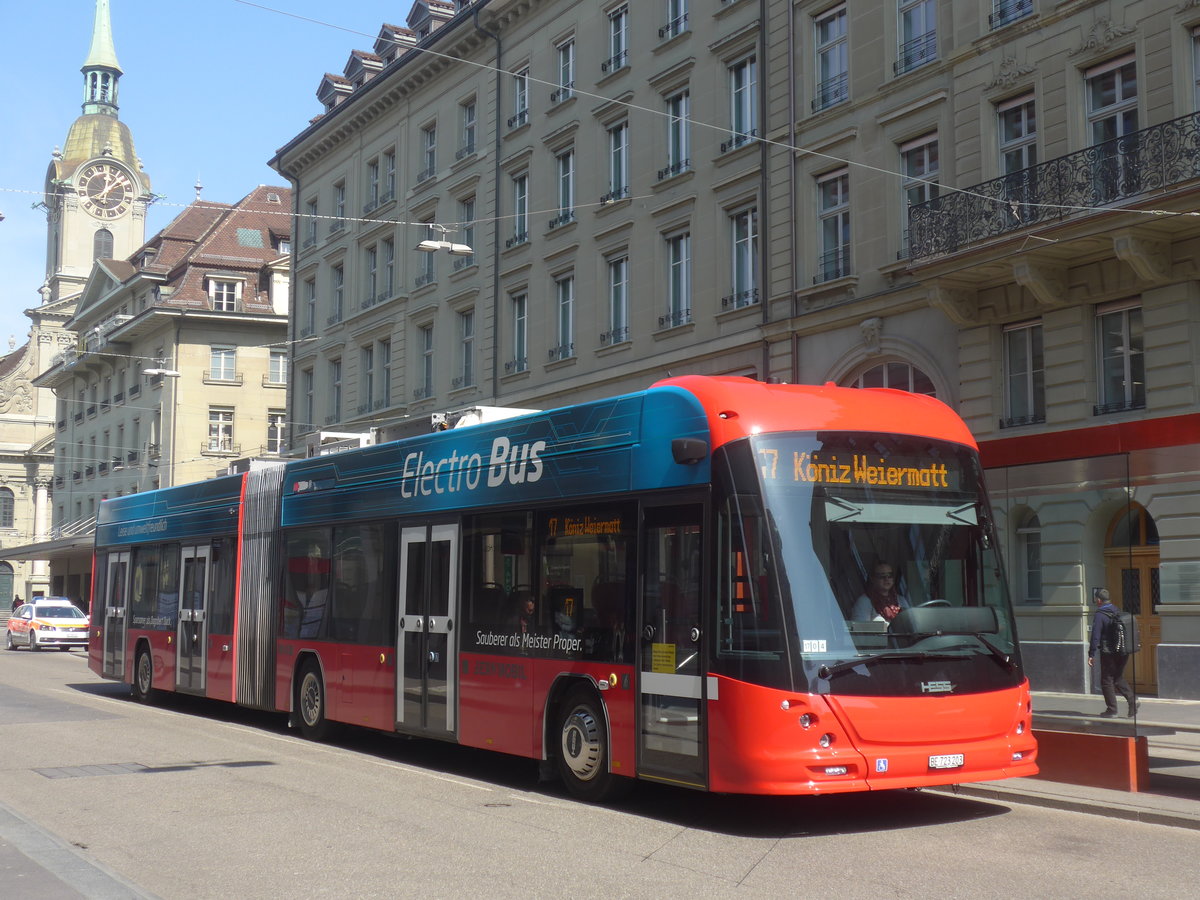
[0,646,1193,899]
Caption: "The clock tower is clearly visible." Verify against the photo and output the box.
[43,0,151,305]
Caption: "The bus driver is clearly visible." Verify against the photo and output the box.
[851,561,910,622]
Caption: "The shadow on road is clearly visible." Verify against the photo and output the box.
[62,680,1013,838]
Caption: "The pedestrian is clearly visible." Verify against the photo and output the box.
[11,594,20,612]
[1088,587,1139,718]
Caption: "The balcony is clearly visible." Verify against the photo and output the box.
[895,32,937,76]
[721,288,759,310]
[550,83,574,104]
[659,13,688,41]
[504,358,528,374]
[908,112,1200,263]
[203,370,244,385]
[547,210,575,230]
[202,440,240,456]
[720,129,758,154]
[658,309,693,329]
[456,142,476,160]
[657,159,691,181]
[507,109,529,130]
[601,50,628,74]
[814,248,851,284]
[547,342,575,362]
[599,186,630,205]
[990,0,1032,30]
[812,73,848,112]
[505,231,529,249]
[600,326,628,346]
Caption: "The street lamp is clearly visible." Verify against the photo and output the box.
[415,223,473,256]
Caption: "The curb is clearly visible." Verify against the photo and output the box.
[930,782,1200,831]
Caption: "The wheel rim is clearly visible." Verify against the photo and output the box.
[137,653,152,695]
[300,672,323,727]
[560,703,603,782]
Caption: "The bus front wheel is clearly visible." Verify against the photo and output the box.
[132,649,155,704]
[296,662,331,741]
[556,685,629,802]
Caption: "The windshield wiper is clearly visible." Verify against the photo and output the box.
[973,633,1016,672]
[817,651,941,681]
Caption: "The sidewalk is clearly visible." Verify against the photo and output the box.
[933,691,1200,829]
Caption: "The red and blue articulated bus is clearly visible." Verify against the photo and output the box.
[89,376,1037,800]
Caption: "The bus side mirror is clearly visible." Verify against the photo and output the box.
[671,438,708,465]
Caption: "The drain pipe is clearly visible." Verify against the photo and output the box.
[474,8,503,403]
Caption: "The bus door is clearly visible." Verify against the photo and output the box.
[176,544,210,693]
[396,524,458,735]
[638,505,706,788]
[102,552,131,679]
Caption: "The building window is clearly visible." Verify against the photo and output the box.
[458,310,475,387]
[382,238,395,298]
[605,5,629,72]
[665,231,691,327]
[511,66,529,128]
[333,182,346,228]
[330,264,345,323]
[0,488,13,529]
[364,245,378,304]
[267,411,286,454]
[606,122,629,201]
[209,346,236,382]
[663,89,690,178]
[897,0,937,75]
[727,208,758,309]
[418,325,434,399]
[380,339,392,407]
[1002,321,1044,427]
[1095,302,1144,414]
[207,407,234,453]
[553,276,575,360]
[209,279,240,311]
[1016,514,1042,604]
[511,174,528,244]
[302,278,317,336]
[302,368,315,431]
[999,94,1037,175]
[816,169,850,283]
[851,362,936,396]
[383,150,396,201]
[555,38,575,102]
[901,135,939,255]
[329,358,342,422]
[727,56,757,150]
[93,228,114,261]
[510,293,528,373]
[1086,55,1138,201]
[1193,27,1200,111]
[305,199,318,245]
[361,344,374,411]
[269,348,288,385]
[419,124,437,182]
[554,148,575,226]
[661,0,688,40]
[418,221,436,285]
[457,198,475,266]
[460,99,477,156]
[366,159,380,208]
[606,255,629,345]
[814,6,848,111]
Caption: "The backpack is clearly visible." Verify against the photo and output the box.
[1104,609,1141,654]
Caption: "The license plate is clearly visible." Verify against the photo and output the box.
[929,753,964,769]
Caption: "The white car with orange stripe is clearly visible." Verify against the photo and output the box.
[6,599,90,651]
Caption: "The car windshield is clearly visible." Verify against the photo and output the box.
[34,605,85,619]
[712,431,1023,696]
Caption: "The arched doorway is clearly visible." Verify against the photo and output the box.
[1103,504,1160,694]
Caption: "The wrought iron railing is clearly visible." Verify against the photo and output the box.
[813,73,848,112]
[908,111,1200,262]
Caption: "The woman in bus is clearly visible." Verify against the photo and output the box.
[851,561,910,622]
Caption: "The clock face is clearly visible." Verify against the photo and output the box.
[76,162,134,219]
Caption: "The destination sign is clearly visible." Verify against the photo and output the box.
[756,448,956,490]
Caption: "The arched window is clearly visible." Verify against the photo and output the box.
[93,228,114,261]
[1016,513,1041,604]
[849,361,936,396]
[0,488,14,528]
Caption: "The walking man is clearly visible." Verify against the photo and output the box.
[1088,587,1139,718]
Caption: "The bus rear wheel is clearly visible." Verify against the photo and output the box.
[296,662,331,741]
[132,648,155,704]
[556,685,629,803]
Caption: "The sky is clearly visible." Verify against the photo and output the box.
[0,0,406,349]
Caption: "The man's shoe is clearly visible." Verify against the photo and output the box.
[1098,710,1118,718]
[1127,702,1140,718]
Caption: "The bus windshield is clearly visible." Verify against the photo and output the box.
[713,431,1023,696]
